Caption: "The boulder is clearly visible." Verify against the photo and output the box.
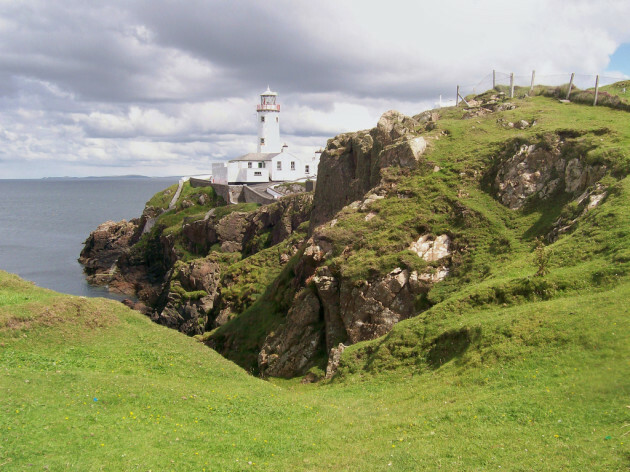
[377,136,427,169]
[325,343,347,379]
[376,110,420,144]
[409,234,451,262]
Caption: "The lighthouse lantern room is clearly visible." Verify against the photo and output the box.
[257,87,281,153]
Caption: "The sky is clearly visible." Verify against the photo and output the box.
[1,0,629,179]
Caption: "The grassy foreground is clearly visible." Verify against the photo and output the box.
[0,269,628,471]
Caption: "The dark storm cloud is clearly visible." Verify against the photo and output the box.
[124,1,440,102]
[0,2,138,101]
[130,2,363,95]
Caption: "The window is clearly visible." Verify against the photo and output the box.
[276,117,279,123]
[260,116,265,122]
[258,162,263,168]
[254,171,262,176]
[248,162,252,168]
[277,161,282,170]
[305,165,310,174]
[260,138,265,145]
[290,161,295,171]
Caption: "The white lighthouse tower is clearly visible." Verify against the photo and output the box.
[257,87,281,153]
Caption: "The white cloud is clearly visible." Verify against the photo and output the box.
[1,0,629,178]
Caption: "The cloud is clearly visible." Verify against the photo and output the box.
[1,0,630,178]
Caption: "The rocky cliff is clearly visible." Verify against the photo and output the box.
[81,85,629,381]
[310,110,436,229]
[80,189,312,336]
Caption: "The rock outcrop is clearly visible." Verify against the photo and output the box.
[257,227,455,378]
[258,290,324,378]
[183,193,312,256]
[79,219,138,285]
[152,257,221,335]
[80,193,313,336]
[492,136,607,209]
[310,110,431,230]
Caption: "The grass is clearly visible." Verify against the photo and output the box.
[311,91,630,286]
[145,183,180,210]
[1,270,628,470]
[155,182,224,236]
[2,85,630,470]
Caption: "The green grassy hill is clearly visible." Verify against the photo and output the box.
[2,86,630,470]
[1,272,628,470]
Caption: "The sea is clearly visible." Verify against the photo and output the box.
[0,177,179,300]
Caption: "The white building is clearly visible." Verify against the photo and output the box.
[212,88,320,184]
[257,88,281,153]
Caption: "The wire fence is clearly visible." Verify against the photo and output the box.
[446,70,629,108]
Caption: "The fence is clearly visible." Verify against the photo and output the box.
[454,70,628,107]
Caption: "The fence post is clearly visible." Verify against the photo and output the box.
[593,75,599,106]
[529,70,536,95]
[492,70,496,89]
[566,73,575,100]
[456,86,459,107]
[509,73,514,98]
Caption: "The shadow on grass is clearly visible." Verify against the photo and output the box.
[426,326,481,369]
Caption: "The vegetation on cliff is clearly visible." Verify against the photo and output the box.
[37,82,630,469]
[193,84,630,381]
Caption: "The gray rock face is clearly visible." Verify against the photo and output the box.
[493,138,606,209]
[183,193,313,256]
[325,343,347,379]
[258,290,324,378]
[79,219,139,284]
[152,257,222,335]
[258,264,427,378]
[310,110,430,230]
[215,212,250,252]
[258,253,441,378]
[259,220,458,379]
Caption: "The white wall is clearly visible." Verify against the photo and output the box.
[228,160,269,183]
[211,163,228,184]
[257,110,281,153]
[270,152,319,181]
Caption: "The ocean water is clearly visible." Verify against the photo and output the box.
[0,177,179,299]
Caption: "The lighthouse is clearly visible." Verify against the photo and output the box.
[257,87,281,153]
[211,86,321,185]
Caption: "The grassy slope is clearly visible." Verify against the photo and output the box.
[1,271,628,470]
[321,93,630,283]
[2,90,630,470]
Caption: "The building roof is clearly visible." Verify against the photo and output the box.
[261,86,277,96]
[228,152,280,163]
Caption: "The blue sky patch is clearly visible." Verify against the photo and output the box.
[607,42,630,75]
